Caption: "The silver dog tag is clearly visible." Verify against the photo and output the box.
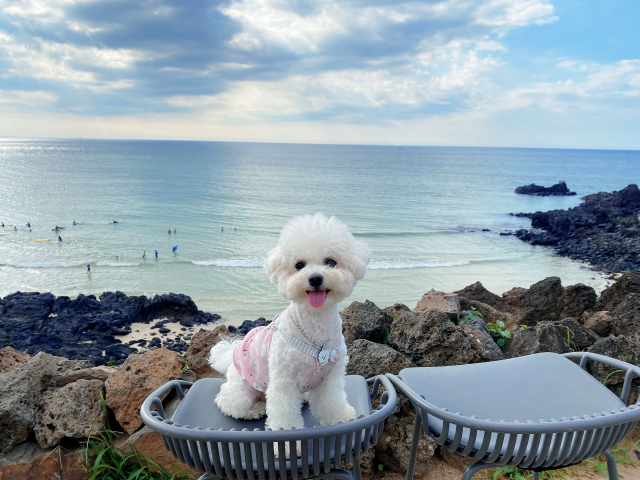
[318,349,330,364]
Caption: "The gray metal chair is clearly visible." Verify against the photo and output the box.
[140,375,397,480]
[387,352,640,480]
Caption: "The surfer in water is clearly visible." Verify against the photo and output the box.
[113,220,118,224]
[14,226,17,231]
[221,227,224,232]
[155,250,158,258]
[168,229,171,234]
[174,228,176,234]
[58,236,62,241]
[173,245,177,252]
[27,222,31,227]
[87,263,91,273]
[143,251,146,258]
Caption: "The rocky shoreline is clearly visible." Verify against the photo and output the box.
[513,183,640,273]
[2,274,640,478]
[0,291,222,365]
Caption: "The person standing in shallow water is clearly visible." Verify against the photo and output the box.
[87,263,91,273]
[143,251,146,258]
[155,250,158,258]
[168,229,171,234]
[174,228,176,234]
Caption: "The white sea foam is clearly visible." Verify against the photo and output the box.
[369,260,470,270]
[95,262,138,267]
[16,262,81,268]
[191,258,264,268]
[190,258,469,270]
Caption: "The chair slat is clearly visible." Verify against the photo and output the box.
[209,441,225,479]
[222,441,235,480]
[277,441,287,480]
[300,439,309,478]
[529,433,553,469]
[179,438,196,469]
[484,432,505,464]
[188,439,204,472]
[496,433,518,466]
[289,440,298,480]
[509,434,530,467]
[266,441,277,480]
[255,441,266,480]
[323,436,332,473]
[460,428,478,457]
[540,431,565,470]
[469,430,492,461]
[519,433,542,469]
[312,437,320,477]
[334,433,344,470]
[344,432,353,465]
[171,437,186,464]
[448,424,465,452]
[243,440,255,480]
[363,424,372,454]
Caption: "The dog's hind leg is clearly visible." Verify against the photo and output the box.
[215,365,266,419]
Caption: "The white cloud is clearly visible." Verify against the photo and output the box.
[475,0,557,27]
[0,89,57,106]
[0,29,142,90]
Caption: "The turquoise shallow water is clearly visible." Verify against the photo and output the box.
[1,139,638,322]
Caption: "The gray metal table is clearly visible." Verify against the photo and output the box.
[140,375,397,480]
[387,352,640,480]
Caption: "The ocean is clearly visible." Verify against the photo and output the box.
[1,139,638,322]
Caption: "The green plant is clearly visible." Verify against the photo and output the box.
[178,355,188,371]
[107,357,117,368]
[380,328,390,344]
[486,320,512,347]
[459,306,483,324]
[85,392,193,480]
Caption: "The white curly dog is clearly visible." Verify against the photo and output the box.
[209,213,371,446]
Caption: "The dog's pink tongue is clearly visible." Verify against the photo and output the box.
[308,290,326,308]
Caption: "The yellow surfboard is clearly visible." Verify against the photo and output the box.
[34,239,52,242]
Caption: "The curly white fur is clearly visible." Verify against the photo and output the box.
[209,214,371,455]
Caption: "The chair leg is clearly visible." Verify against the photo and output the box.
[603,450,619,480]
[532,472,541,480]
[405,412,422,480]
[317,469,358,480]
[461,462,493,480]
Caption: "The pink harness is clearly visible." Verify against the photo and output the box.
[232,316,341,400]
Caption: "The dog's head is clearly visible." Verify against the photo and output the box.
[264,214,371,310]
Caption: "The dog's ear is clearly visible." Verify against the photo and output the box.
[346,239,372,281]
[263,245,285,283]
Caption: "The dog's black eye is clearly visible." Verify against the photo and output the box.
[324,258,337,268]
[295,261,306,271]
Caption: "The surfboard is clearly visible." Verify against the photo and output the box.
[52,227,65,231]
[34,239,52,242]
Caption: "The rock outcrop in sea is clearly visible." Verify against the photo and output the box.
[514,180,576,196]
[1,275,640,478]
[513,184,640,272]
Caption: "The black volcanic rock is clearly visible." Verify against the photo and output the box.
[515,181,576,196]
[513,184,640,273]
[0,291,221,366]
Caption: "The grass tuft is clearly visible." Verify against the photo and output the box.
[84,392,194,480]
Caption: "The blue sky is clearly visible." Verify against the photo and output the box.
[0,0,639,148]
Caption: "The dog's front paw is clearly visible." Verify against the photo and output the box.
[338,404,357,423]
[274,440,302,459]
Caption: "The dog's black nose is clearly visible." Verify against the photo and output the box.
[308,275,323,288]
